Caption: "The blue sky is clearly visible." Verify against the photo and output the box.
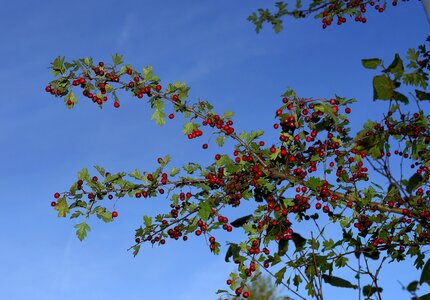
[0,1,429,299]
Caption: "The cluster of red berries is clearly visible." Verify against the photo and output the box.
[321,0,398,28]
[217,215,233,232]
[187,129,203,139]
[202,114,235,135]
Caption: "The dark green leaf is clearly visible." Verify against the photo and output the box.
[407,281,419,292]
[418,293,430,300]
[132,245,141,257]
[322,274,358,289]
[74,222,91,241]
[231,215,253,228]
[385,54,404,80]
[363,248,380,260]
[373,75,394,100]
[278,238,289,256]
[392,91,409,104]
[362,58,382,69]
[416,89,430,101]
[406,173,423,194]
[362,285,383,297]
[420,258,430,285]
[225,243,240,262]
[275,267,287,285]
[292,233,306,251]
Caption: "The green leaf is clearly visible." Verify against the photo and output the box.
[215,135,225,147]
[225,243,240,262]
[51,56,65,74]
[54,197,69,217]
[78,168,90,181]
[407,48,419,61]
[278,238,288,256]
[406,173,423,194]
[95,207,113,222]
[362,58,382,69]
[66,91,78,108]
[132,245,141,257]
[112,53,123,65]
[415,89,430,101]
[230,215,253,228]
[373,75,394,100]
[169,167,180,177]
[323,239,335,251]
[222,111,234,119]
[129,169,143,180]
[392,91,409,104]
[307,177,323,191]
[322,274,358,289]
[151,99,166,126]
[292,233,306,251]
[74,222,91,241]
[182,121,196,134]
[407,281,419,292]
[420,258,430,285]
[94,165,105,177]
[275,267,287,285]
[362,285,383,297]
[418,293,430,300]
[143,216,152,227]
[198,201,211,221]
[363,248,380,260]
[70,211,83,219]
[385,54,404,80]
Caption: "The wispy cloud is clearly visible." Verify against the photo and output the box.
[117,13,136,48]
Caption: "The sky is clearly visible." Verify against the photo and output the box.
[0,1,429,299]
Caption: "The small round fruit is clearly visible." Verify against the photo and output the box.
[155,85,162,92]
[51,201,57,207]
[112,211,118,218]
[54,192,60,199]
[114,102,120,108]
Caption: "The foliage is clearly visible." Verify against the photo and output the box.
[47,4,430,300]
[219,274,292,300]
[247,0,403,32]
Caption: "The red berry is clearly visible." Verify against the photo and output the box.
[155,85,162,92]
[51,201,57,207]
[108,195,113,200]
[92,176,98,182]
[54,192,60,199]
[243,292,249,298]
[168,113,174,119]
[112,211,118,218]
[345,107,351,114]
[114,102,120,108]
